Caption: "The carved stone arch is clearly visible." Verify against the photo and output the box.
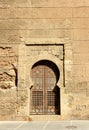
[29,53,63,88]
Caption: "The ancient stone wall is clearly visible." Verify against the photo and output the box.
[0,45,18,120]
[0,0,89,120]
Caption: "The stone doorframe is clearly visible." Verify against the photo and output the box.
[17,38,73,120]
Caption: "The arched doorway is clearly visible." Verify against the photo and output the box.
[30,60,60,115]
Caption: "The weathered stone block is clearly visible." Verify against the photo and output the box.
[72,29,89,40]
[72,18,89,29]
[0,8,72,19]
[73,7,89,18]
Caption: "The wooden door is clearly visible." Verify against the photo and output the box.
[30,64,60,115]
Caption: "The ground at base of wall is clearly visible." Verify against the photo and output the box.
[0,121,89,130]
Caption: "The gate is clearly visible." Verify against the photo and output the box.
[30,61,60,115]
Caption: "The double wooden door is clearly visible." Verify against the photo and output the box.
[30,64,60,115]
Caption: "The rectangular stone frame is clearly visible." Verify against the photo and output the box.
[17,38,73,120]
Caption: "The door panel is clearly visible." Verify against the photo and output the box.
[30,65,60,115]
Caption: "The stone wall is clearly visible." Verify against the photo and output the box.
[0,45,18,120]
[0,0,89,120]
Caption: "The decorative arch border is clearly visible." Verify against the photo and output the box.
[28,52,63,88]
